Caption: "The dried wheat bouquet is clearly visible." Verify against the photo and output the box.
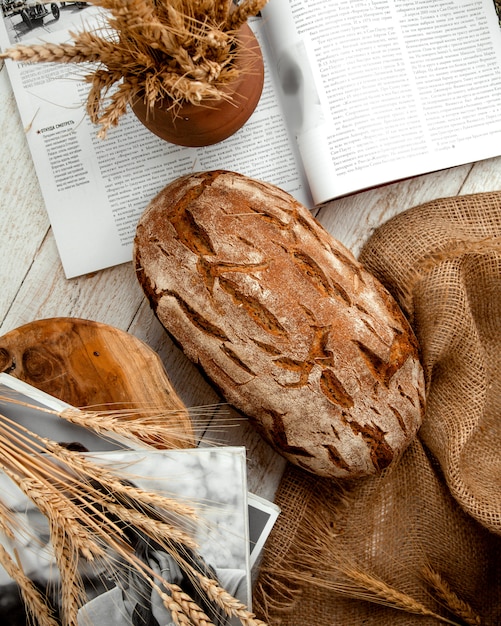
[0,405,265,626]
[0,0,268,137]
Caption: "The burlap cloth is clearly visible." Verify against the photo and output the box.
[253,192,501,625]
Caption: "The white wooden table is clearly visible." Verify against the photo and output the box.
[2,59,501,502]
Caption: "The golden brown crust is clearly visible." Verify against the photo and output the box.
[134,171,425,478]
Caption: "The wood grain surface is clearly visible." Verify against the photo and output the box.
[2,60,501,499]
[0,317,195,448]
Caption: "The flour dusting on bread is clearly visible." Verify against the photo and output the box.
[134,170,425,478]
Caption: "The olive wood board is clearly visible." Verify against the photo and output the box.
[0,317,194,448]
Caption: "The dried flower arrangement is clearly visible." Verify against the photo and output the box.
[0,396,265,626]
[0,0,269,137]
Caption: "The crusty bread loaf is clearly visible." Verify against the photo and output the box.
[134,171,425,478]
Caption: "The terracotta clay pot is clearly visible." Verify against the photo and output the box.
[131,23,264,147]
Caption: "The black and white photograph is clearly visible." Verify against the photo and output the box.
[0,446,251,626]
[0,1,94,45]
[495,0,501,24]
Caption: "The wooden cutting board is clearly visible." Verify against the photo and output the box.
[0,317,194,448]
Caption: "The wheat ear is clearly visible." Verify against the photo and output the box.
[340,567,463,625]
[61,406,194,449]
[0,393,195,450]
[0,543,60,626]
[268,564,464,626]
[44,441,200,521]
[152,579,213,626]
[215,0,233,23]
[85,69,124,122]
[225,0,269,30]
[0,41,101,63]
[422,566,482,626]
[153,546,267,626]
[71,30,153,71]
[51,399,240,458]
[197,573,268,626]
[51,524,86,626]
[103,501,199,551]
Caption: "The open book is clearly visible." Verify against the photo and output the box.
[0,372,280,624]
[2,0,501,277]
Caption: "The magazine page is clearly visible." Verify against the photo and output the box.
[0,6,310,278]
[79,447,252,625]
[0,439,252,625]
[262,0,501,204]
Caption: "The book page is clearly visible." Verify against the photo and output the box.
[0,8,309,278]
[262,0,501,204]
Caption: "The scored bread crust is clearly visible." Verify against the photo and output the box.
[134,170,425,478]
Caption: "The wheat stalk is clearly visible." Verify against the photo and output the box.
[51,524,86,626]
[0,392,195,449]
[0,0,269,136]
[153,580,214,626]
[0,543,60,626]
[103,500,200,550]
[50,446,199,521]
[0,392,238,449]
[225,0,268,30]
[422,565,482,626]
[197,573,268,626]
[0,414,200,522]
[339,567,463,625]
[264,562,464,626]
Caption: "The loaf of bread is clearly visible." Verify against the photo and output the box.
[134,171,425,478]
